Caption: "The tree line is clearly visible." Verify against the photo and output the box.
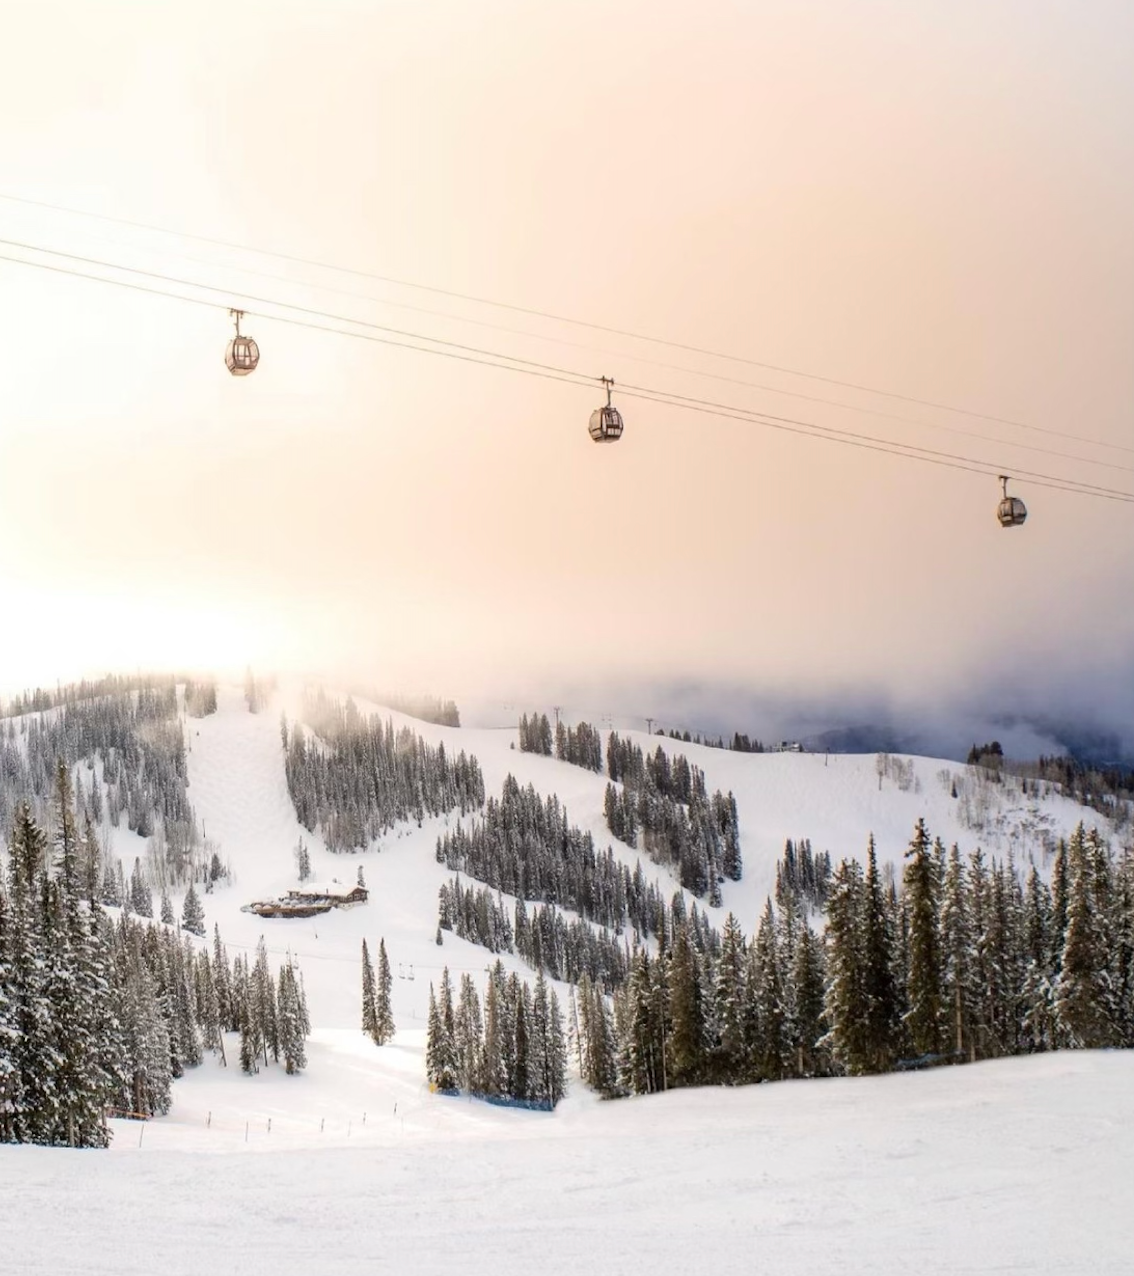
[604,734,742,901]
[437,876,641,992]
[0,677,219,892]
[425,963,568,1109]
[0,764,309,1148]
[284,692,485,852]
[516,720,744,904]
[573,818,1134,1101]
[773,837,832,913]
[352,690,461,727]
[434,775,692,942]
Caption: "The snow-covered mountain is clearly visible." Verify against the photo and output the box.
[2,677,1131,1275]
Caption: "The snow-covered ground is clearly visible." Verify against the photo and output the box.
[3,1051,1131,1274]
[3,681,1129,1272]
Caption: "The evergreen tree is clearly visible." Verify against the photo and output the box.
[277,963,308,1074]
[1055,825,1117,1046]
[940,844,975,1060]
[902,819,944,1058]
[822,859,870,1074]
[862,836,900,1071]
[455,974,483,1092]
[788,920,827,1077]
[426,969,458,1089]
[713,913,748,1081]
[180,883,205,937]
[374,939,395,1045]
[361,939,378,1041]
[481,966,505,1096]
[667,923,706,1086]
[752,899,789,1081]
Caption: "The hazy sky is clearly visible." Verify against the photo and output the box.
[1,1,1132,739]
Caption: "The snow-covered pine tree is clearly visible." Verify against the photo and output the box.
[481,965,505,1096]
[713,913,747,1082]
[361,939,378,1042]
[863,835,901,1071]
[667,922,706,1086]
[546,987,568,1105]
[822,858,871,1074]
[181,882,205,937]
[1054,824,1118,1047]
[374,939,394,1045]
[252,939,279,1066]
[787,918,827,1077]
[5,803,57,1142]
[455,974,483,1092]
[129,859,153,918]
[276,963,308,1074]
[902,818,944,1059]
[751,899,789,1081]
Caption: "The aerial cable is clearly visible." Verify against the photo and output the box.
[0,250,597,392]
[6,231,1134,484]
[626,387,1134,504]
[0,234,600,383]
[1,244,1132,506]
[0,187,1126,457]
[9,222,1131,475]
[617,383,1134,502]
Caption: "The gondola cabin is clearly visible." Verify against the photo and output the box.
[997,476,1027,528]
[589,375,623,442]
[225,308,260,376]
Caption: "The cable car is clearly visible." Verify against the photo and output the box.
[589,376,623,443]
[997,475,1027,528]
[225,308,259,376]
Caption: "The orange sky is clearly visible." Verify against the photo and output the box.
[1,0,1132,726]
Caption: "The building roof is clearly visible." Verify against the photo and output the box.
[290,880,364,899]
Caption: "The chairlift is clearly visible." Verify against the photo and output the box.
[996,475,1027,528]
[225,308,260,376]
[588,376,623,443]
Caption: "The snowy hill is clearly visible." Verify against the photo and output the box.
[173,681,1114,1038]
[3,678,1131,1274]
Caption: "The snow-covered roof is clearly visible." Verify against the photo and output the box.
[291,880,363,898]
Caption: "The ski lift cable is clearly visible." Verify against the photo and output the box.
[0,250,598,393]
[3,216,1126,473]
[0,187,1128,457]
[623,385,1134,503]
[2,245,1133,506]
[617,384,1134,502]
[0,234,602,385]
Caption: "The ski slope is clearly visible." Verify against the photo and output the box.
[2,1051,1131,1274]
[3,680,1130,1273]
[181,681,1109,1037]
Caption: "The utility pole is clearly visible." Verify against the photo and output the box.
[552,706,562,730]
